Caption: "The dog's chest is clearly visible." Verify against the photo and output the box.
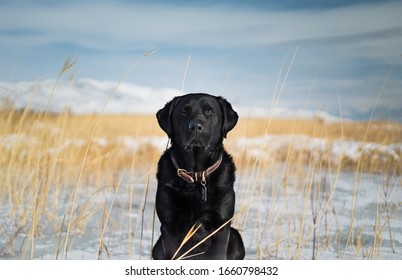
[170,180,215,204]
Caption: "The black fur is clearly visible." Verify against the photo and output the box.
[152,93,245,260]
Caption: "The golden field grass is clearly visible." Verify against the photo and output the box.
[2,107,401,176]
[9,110,399,141]
[0,105,401,260]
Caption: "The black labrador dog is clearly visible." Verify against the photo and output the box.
[152,93,245,260]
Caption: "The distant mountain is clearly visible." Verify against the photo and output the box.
[0,78,179,114]
[1,79,400,123]
[338,105,401,123]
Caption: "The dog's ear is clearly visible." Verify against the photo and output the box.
[218,96,238,138]
[156,96,181,138]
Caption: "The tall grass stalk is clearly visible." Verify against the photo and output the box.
[139,175,150,259]
[343,55,400,259]
[127,114,143,258]
[181,54,191,93]
[298,87,345,259]
[31,53,78,259]
[61,50,157,259]
[97,176,123,260]
[238,46,300,233]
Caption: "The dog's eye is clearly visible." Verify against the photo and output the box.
[205,108,215,115]
[181,106,191,115]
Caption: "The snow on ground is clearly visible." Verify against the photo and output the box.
[0,166,400,260]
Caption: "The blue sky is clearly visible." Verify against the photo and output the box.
[1,0,402,120]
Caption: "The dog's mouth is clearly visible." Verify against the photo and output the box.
[184,138,210,151]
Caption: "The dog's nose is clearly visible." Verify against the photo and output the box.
[188,121,204,132]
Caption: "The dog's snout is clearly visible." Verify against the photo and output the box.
[188,121,204,132]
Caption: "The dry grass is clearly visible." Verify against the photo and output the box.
[4,108,401,141]
[233,116,402,144]
[2,109,401,179]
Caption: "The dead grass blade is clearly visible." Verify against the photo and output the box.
[171,223,202,260]
[175,217,234,260]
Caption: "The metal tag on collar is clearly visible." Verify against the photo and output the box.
[200,171,207,202]
[200,181,207,202]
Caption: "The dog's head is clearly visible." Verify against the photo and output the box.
[157,93,238,150]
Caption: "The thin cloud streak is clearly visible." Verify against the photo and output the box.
[1,1,401,53]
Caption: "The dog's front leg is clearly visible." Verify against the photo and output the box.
[192,211,231,259]
[154,185,194,259]
[153,223,188,260]
[160,224,184,259]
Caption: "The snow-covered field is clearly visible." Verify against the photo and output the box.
[0,134,401,260]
